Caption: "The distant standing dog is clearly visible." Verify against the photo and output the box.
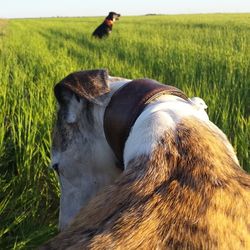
[92,12,120,38]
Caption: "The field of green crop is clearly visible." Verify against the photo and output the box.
[0,14,249,249]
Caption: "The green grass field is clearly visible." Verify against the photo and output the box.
[0,14,249,249]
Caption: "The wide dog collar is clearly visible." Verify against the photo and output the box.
[103,79,188,169]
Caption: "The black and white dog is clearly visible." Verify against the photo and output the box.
[92,12,120,39]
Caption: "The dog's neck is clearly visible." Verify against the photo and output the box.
[105,19,113,26]
[104,79,188,169]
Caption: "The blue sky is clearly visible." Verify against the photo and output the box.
[1,0,250,18]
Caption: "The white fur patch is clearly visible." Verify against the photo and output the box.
[124,95,210,167]
[189,97,208,110]
[188,97,209,120]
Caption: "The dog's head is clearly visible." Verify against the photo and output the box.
[51,69,126,230]
[107,11,121,21]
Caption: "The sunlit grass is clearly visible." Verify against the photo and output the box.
[0,14,249,249]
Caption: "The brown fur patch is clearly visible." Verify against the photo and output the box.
[41,118,250,249]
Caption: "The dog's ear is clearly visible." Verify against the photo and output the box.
[54,69,110,106]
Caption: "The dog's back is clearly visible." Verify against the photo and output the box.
[92,22,111,39]
[41,117,250,249]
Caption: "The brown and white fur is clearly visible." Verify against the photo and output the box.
[42,69,250,249]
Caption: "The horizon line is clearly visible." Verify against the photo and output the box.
[1,11,250,20]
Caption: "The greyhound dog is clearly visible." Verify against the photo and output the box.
[41,69,250,249]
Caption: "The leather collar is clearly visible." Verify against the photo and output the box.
[103,78,188,169]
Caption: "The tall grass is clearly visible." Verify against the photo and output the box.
[0,14,249,249]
